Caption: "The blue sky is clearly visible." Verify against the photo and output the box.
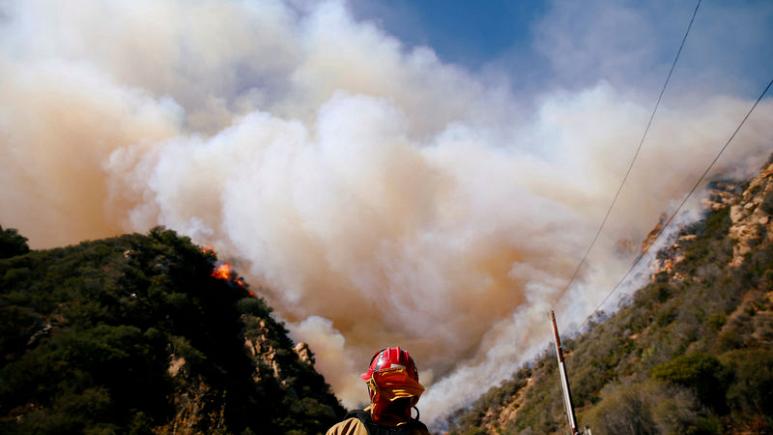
[352,0,773,99]
[351,0,547,66]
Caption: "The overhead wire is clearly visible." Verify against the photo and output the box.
[578,77,773,331]
[557,0,703,303]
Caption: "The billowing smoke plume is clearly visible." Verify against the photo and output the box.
[1,0,771,422]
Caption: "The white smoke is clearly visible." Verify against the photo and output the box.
[1,0,771,423]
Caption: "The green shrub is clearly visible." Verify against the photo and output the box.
[585,381,720,435]
[722,348,773,426]
[651,353,731,413]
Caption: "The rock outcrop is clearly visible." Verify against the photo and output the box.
[728,160,773,267]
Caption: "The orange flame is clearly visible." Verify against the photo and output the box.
[212,263,233,280]
[211,262,254,296]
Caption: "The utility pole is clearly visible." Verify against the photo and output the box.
[549,310,579,435]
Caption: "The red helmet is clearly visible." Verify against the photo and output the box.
[360,347,420,382]
[361,347,425,424]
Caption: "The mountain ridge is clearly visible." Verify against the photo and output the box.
[446,155,773,434]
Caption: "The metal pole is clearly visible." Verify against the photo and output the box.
[549,310,579,435]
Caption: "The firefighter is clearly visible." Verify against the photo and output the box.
[326,347,430,435]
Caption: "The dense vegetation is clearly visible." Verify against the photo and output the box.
[0,227,344,434]
[448,162,773,434]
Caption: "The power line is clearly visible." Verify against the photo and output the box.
[579,77,773,331]
[558,0,703,298]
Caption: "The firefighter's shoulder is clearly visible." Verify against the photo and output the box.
[325,414,430,435]
[325,416,368,435]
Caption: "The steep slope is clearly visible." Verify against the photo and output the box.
[447,157,773,435]
[0,227,345,434]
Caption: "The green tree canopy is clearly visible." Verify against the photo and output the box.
[0,226,29,259]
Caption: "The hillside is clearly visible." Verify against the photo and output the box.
[0,227,344,434]
[447,157,773,434]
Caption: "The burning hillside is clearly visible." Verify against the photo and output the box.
[0,227,344,434]
[445,157,773,434]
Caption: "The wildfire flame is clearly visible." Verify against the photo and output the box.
[211,262,252,295]
[212,263,233,280]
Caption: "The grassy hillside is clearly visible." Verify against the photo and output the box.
[0,227,344,434]
[447,158,773,434]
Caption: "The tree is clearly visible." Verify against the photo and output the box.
[0,226,29,258]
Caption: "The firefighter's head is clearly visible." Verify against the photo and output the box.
[360,347,424,423]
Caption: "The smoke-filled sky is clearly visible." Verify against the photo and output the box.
[1,0,772,423]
